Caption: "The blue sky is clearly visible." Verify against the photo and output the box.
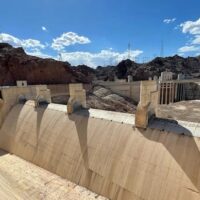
[0,0,200,67]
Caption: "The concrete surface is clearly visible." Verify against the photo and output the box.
[0,150,107,200]
[135,80,159,128]
[157,100,200,123]
[0,101,200,200]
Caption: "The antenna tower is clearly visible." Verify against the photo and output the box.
[59,53,62,61]
[160,40,164,57]
[128,42,131,59]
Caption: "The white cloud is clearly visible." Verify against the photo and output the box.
[0,33,45,49]
[195,52,200,56]
[192,35,200,45]
[51,32,91,51]
[25,49,52,58]
[0,32,143,67]
[178,45,199,53]
[59,49,143,67]
[163,18,176,24]
[178,18,200,55]
[177,53,184,57]
[42,26,47,32]
[21,39,45,49]
[180,18,200,35]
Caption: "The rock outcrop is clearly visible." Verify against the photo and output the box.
[87,85,136,113]
[0,43,89,86]
[71,65,96,83]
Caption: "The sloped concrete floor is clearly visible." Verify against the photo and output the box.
[0,150,107,200]
[157,100,200,123]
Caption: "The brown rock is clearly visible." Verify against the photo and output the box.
[0,43,90,86]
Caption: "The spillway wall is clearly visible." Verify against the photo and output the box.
[0,102,200,200]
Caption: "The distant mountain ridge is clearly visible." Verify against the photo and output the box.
[0,43,200,85]
[95,55,200,81]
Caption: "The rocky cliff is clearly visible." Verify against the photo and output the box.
[0,43,89,86]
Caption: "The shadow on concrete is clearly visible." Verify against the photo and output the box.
[69,108,89,167]
[137,117,200,192]
[68,108,92,185]
[35,103,48,149]
[0,149,8,156]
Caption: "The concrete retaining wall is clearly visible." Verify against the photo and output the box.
[47,84,92,97]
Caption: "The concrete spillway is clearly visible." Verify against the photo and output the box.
[0,101,200,200]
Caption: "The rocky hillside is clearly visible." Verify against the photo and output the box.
[1,43,200,85]
[95,55,200,81]
[70,65,96,83]
[0,43,89,86]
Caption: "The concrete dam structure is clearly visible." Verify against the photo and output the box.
[0,82,200,199]
[0,102,200,199]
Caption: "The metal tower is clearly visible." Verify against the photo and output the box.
[58,53,62,61]
[160,40,164,57]
[128,42,131,59]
